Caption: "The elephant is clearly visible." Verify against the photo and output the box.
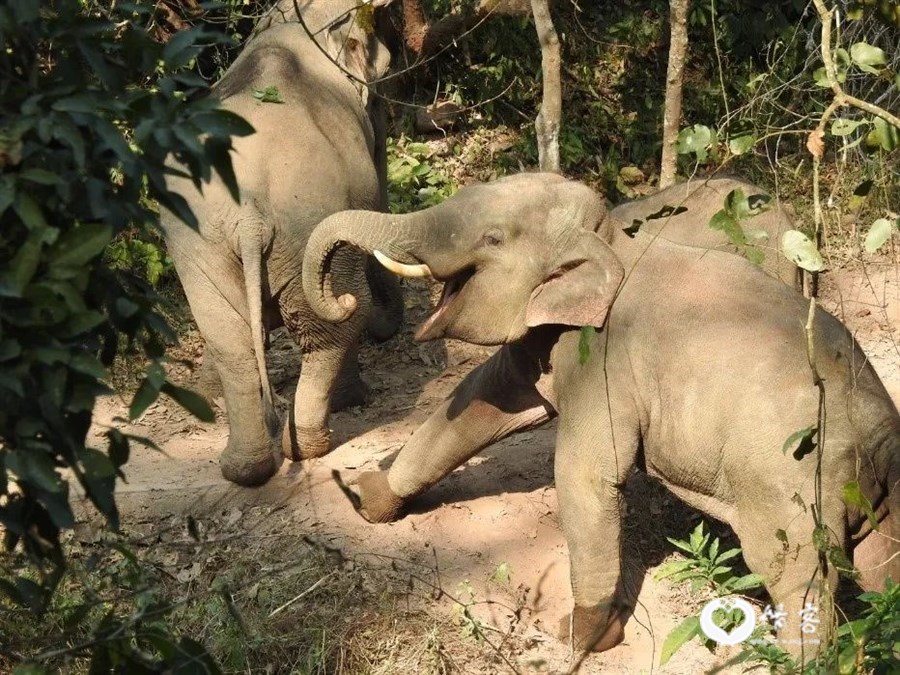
[301,173,899,657]
[160,0,401,487]
[607,177,801,289]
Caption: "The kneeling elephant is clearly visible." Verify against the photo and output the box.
[302,173,899,657]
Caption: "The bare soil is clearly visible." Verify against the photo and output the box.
[85,264,899,674]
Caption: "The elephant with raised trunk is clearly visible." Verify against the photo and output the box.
[160,0,401,487]
[302,173,898,656]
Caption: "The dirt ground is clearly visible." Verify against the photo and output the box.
[85,261,899,674]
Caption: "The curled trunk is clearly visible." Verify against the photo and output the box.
[303,210,421,322]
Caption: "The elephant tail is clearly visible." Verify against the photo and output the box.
[240,229,280,438]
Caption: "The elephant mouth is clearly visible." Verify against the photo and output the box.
[415,266,475,342]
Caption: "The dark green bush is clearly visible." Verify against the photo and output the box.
[0,1,251,669]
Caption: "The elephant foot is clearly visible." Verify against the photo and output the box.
[220,446,278,487]
[281,422,331,461]
[356,471,406,523]
[556,603,627,653]
[329,378,370,412]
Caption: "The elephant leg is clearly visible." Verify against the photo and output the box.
[364,257,404,343]
[357,343,555,523]
[554,401,641,653]
[281,334,365,461]
[733,490,843,661]
[167,239,278,487]
[330,344,370,411]
[194,343,223,401]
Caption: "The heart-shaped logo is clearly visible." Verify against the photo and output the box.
[699,597,757,646]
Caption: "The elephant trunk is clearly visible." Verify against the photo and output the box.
[303,210,426,322]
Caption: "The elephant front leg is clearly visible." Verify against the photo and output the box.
[282,342,360,460]
[554,405,640,653]
[357,343,555,523]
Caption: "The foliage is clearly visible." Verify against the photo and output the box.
[736,580,900,674]
[386,136,456,212]
[105,231,174,287]
[655,521,765,664]
[706,187,774,266]
[655,522,765,596]
[0,0,251,669]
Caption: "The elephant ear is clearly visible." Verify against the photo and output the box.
[326,13,391,86]
[525,230,624,329]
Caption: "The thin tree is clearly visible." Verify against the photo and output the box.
[530,0,561,173]
[659,0,690,188]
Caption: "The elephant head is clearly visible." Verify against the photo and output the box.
[303,173,625,345]
[252,0,392,98]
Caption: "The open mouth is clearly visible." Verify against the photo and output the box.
[415,267,475,341]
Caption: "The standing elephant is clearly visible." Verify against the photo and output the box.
[160,0,401,487]
[301,173,898,656]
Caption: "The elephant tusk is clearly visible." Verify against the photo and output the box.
[373,250,432,278]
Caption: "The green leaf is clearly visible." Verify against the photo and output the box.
[0,232,43,297]
[812,524,829,551]
[5,450,65,493]
[830,118,869,137]
[19,169,61,185]
[709,211,746,247]
[863,218,896,253]
[781,425,818,460]
[161,382,215,422]
[490,561,511,585]
[842,480,878,530]
[578,326,595,365]
[726,574,765,592]
[162,27,201,68]
[676,124,713,161]
[252,86,284,104]
[849,42,887,74]
[781,231,825,272]
[827,545,860,580]
[13,192,49,230]
[870,116,899,151]
[660,615,701,665]
[728,134,755,155]
[715,548,742,564]
[49,223,113,267]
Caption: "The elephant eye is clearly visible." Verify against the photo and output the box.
[480,229,504,247]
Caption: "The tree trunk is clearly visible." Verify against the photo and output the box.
[659,0,690,188]
[530,0,561,173]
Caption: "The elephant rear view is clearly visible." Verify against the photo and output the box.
[160,0,399,486]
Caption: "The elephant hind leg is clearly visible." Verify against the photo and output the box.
[733,491,844,661]
[329,345,370,411]
[168,233,279,487]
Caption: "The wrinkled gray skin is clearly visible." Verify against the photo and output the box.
[302,173,899,657]
[160,0,400,487]
[608,177,801,289]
